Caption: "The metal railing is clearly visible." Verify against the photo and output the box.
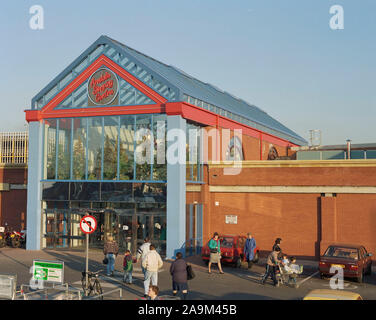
[16,283,82,300]
[84,288,122,300]
[0,132,28,164]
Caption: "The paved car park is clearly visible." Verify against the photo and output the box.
[1,247,376,300]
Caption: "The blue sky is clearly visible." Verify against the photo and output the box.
[0,0,375,145]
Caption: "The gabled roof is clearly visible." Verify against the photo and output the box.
[32,35,307,145]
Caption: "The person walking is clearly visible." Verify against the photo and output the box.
[244,233,257,269]
[103,235,119,277]
[208,232,224,274]
[123,249,133,284]
[137,237,151,278]
[142,244,163,298]
[261,247,281,287]
[170,252,188,300]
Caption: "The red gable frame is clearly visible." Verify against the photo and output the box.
[25,54,168,121]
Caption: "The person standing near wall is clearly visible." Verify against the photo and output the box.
[244,233,257,269]
[170,252,188,300]
[142,244,163,298]
[208,232,224,274]
[103,235,119,277]
[137,237,151,279]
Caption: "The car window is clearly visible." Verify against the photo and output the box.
[219,237,234,248]
[324,246,359,260]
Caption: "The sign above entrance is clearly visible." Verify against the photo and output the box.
[80,215,97,234]
[88,68,119,105]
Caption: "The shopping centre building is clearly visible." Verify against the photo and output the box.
[24,35,309,258]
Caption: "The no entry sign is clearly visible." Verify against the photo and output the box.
[80,215,97,234]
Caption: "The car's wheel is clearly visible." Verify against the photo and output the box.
[253,251,259,263]
[203,260,209,266]
[0,238,6,248]
[357,271,363,283]
[320,273,325,279]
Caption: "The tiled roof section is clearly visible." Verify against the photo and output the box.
[106,36,306,145]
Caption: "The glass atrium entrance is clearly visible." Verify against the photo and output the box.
[43,203,166,256]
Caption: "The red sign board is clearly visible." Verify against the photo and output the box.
[88,68,119,105]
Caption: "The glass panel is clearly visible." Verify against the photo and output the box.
[119,115,135,180]
[57,119,71,180]
[133,183,166,203]
[101,182,133,202]
[119,79,136,105]
[103,116,119,180]
[45,119,57,180]
[41,182,69,201]
[70,211,85,248]
[87,117,103,180]
[70,182,100,201]
[72,118,87,180]
[135,115,152,180]
[153,114,166,181]
[73,80,88,108]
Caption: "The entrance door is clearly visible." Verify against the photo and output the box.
[44,209,70,249]
[136,212,166,256]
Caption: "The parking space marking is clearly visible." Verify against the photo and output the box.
[296,271,319,287]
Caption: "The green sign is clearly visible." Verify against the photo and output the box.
[33,260,64,284]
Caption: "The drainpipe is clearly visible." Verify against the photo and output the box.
[346,139,351,160]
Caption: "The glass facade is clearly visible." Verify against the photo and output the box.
[186,122,203,182]
[41,114,168,255]
[42,114,167,182]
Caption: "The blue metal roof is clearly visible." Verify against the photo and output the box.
[32,35,307,145]
[106,36,307,145]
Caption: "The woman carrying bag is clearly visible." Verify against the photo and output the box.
[170,252,189,300]
[208,232,224,274]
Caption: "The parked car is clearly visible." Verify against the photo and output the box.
[303,289,363,300]
[319,244,373,283]
[202,234,260,267]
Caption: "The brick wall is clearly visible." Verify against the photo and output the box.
[187,162,376,260]
[0,166,27,231]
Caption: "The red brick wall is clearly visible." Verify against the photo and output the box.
[0,166,28,231]
[206,192,321,258]
[195,164,376,260]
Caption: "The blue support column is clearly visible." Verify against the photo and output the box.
[26,121,43,250]
[166,115,186,259]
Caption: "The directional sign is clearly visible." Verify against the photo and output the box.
[80,215,97,234]
[32,260,64,284]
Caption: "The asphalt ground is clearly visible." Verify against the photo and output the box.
[1,247,376,300]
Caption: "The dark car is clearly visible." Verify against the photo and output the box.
[319,244,373,283]
[202,234,260,267]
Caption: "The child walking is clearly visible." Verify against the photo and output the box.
[123,250,133,284]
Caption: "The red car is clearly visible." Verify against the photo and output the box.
[319,244,373,283]
[202,234,260,267]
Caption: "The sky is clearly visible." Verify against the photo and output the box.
[0,0,375,145]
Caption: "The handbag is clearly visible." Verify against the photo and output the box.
[186,264,195,280]
[103,256,109,265]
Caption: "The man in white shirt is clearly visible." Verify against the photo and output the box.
[142,244,163,298]
[137,237,151,278]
